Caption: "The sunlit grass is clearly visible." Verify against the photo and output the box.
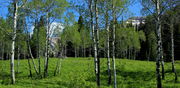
[0,58,179,88]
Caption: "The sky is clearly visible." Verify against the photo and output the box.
[128,1,143,17]
[0,0,143,19]
[0,0,9,19]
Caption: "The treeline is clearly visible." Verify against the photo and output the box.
[1,10,179,62]
[1,1,179,61]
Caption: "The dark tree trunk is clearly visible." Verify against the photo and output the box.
[75,47,77,57]
[27,55,32,78]
[170,20,178,81]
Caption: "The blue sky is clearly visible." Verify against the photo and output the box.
[128,1,142,17]
[0,0,9,19]
[0,0,142,19]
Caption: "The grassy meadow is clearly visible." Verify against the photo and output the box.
[0,58,180,88]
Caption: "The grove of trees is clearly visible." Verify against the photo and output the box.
[0,0,179,88]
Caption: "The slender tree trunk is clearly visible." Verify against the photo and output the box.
[126,49,128,59]
[27,35,39,75]
[161,57,165,80]
[65,45,67,57]
[89,0,98,86]
[44,13,50,78]
[170,21,178,81]
[81,46,83,57]
[89,47,91,57]
[156,0,162,87]
[27,55,32,78]
[17,46,20,73]
[23,50,25,60]
[105,5,111,84]
[77,47,79,57]
[107,25,111,85]
[148,47,151,61]
[54,48,63,76]
[54,58,60,76]
[75,46,77,57]
[104,48,105,57]
[11,1,18,84]
[128,48,130,59]
[2,43,4,61]
[0,43,1,59]
[25,23,39,75]
[37,22,41,75]
[160,21,164,80]
[1,43,5,82]
[95,0,100,86]
[112,0,117,87]
[84,43,86,57]
[134,49,136,60]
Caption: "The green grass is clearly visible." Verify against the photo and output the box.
[0,58,179,88]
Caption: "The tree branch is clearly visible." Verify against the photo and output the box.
[141,0,157,20]
[151,0,156,4]
[18,0,28,8]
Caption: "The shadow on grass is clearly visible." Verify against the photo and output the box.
[116,69,155,81]
[0,71,11,85]
[97,69,156,87]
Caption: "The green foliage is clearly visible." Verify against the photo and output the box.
[99,30,106,49]
[16,33,28,56]
[116,27,146,52]
[30,19,46,57]
[60,23,81,48]
[147,32,157,60]
[80,28,92,49]
[70,24,81,48]
[0,18,12,56]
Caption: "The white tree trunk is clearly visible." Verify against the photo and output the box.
[105,4,111,84]
[44,13,50,77]
[27,33,39,75]
[95,0,100,86]
[11,0,18,84]
[106,25,111,84]
[89,0,98,85]
[156,0,162,87]
[112,0,117,87]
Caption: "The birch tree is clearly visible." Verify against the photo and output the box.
[94,0,100,86]
[43,0,68,77]
[11,0,18,84]
[112,0,117,87]
[141,0,170,87]
[88,0,99,86]
[163,0,179,81]
[169,0,178,82]
[11,0,28,84]
[103,0,111,84]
